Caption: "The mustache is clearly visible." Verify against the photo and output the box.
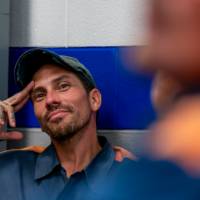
[44,104,74,121]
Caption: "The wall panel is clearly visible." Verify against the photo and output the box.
[10,0,66,47]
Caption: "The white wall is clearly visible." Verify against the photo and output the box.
[10,0,147,47]
[10,0,66,47]
[68,0,147,46]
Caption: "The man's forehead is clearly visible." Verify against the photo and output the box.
[32,65,78,86]
[32,64,74,81]
[33,75,70,90]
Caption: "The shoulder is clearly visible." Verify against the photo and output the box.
[113,146,137,162]
[0,146,45,169]
[110,157,137,176]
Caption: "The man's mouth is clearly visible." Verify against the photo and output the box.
[47,109,70,122]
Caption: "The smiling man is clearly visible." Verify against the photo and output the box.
[0,49,133,200]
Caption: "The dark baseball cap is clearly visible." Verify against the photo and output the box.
[14,48,96,90]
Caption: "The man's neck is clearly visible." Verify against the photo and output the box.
[52,123,101,177]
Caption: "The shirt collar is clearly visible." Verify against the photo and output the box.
[34,136,115,184]
[84,136,115,190]
[34,144,60,180]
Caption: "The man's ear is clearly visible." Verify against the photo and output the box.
[89,88,102,112]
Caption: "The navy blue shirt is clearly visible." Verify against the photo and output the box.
[0,137,131,200]
[2,137,200,200]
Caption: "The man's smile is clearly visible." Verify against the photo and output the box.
[47,109,70,122]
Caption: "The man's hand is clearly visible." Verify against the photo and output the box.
[0,81,34,140]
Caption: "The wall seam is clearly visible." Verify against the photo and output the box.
[64,0,69,47]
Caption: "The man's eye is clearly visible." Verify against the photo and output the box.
[58,83,70,91]
[34,93,45,102]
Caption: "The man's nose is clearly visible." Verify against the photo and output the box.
[45,90,60,107]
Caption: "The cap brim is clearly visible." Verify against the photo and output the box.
[15,49,73,88]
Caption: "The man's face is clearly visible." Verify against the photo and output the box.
[146,0,200,83]
[31,64,95,141]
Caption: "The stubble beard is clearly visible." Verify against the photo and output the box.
[40,111,92,142]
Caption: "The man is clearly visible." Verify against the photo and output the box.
[0,48,133,200]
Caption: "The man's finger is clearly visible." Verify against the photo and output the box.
[0,101,16,127]
[0,131,23,140]
[7,108,16,127]
[6,81,34,106]
[13,95,29,113]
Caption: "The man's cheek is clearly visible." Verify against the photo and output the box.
[34,109,45,123]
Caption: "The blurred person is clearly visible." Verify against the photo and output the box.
[137,0,200,85]
[151,70,184,114]
[0,48,134,200]
[99,0,200,199]
[135,0,200,176]
[147,95,200,176]
[143,71,200,177]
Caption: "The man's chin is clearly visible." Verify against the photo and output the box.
[47,117,65,124]
[41,122,77,141]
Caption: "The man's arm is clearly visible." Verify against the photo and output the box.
[0,81,34,140]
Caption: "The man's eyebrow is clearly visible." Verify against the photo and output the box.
[31,87,46,97]
[31,75,72,95]
[51,75,72,84]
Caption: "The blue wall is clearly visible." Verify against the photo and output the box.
[9,47,156,130]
